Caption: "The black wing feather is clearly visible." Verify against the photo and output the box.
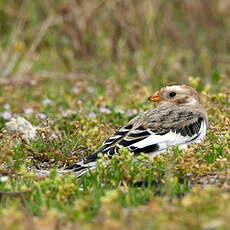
[64,107,206,174]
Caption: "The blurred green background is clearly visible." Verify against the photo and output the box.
[0,0,229,87]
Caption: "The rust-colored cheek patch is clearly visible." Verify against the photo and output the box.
[176,96,189,104]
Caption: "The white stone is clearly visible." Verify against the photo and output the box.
[5,117,37,140]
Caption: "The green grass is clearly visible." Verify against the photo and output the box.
[0,76,229,230]
[0,0,229,229]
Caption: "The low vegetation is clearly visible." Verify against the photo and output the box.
[0,0,229,229]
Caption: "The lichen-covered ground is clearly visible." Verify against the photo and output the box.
[0,1,230,229]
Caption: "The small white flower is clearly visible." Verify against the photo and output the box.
[71,87,80,94]
[115,108,125,114]
[50,132,58,139]
[37,113,47,119]
[42,98,52,105]
[24,108,34,115]
[87,86,94,93]
[62,109,76,117]
[2,111,12,120]
[99,107,111,114]
[87,112,96,118]
[3,104,10,110]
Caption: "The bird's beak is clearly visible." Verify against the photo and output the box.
[148,91,160,102]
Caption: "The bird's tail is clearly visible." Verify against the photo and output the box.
[64,160,97,177]
[33,161,97,178]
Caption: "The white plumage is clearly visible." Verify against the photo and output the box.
[64,84,208,176]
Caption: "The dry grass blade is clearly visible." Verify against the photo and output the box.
[0,0,28,78]
[15,14,55,79]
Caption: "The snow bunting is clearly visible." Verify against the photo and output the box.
[65,84,208,176]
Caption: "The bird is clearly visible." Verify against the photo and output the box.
[64,84,208,177]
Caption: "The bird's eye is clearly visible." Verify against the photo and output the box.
[169,92,176,97]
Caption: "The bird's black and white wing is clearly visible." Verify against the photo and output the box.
[65,106,207,176]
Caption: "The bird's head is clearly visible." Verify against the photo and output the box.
[148,84,202,107]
